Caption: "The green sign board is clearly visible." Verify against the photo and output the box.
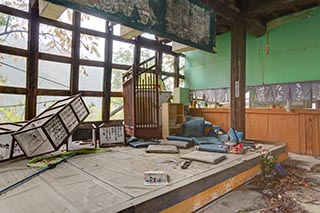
[46,0,216,52]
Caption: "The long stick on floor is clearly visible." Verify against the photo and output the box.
[0,152,77,195]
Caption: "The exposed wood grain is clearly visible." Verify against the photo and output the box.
[190,108,320,156]
[246,113,268,140]
[286,115,300,153]
[160,165,261,213]
[230,16,246,134]
[305,114,318,156]
[103,22,112,122]
[26,1,40,120]
[0,45,28,57]
[70,11,80,95]
[0,86,27,95]
[0,4,30,19]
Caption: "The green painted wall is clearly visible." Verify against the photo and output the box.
[185,8,320,89]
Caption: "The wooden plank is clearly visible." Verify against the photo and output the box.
[76,91,104,97]
[70,11,80,95]
[37,89,70,96]
[305,114,319,156]
[160,165,261,213]
[299,114,307,154]
[39,16,73,31]
[230,16,246,135]
[79,59,105,67]
[268,114,287,142]
[0,45,28,57]
[246,113,268,140]
[286,115,300,154]
[39,52,71,63]
[103,22,113,122]
[0,86,27,95]
[80,27,106,38]
[317,115,320,156]
[0,4,30,19]
[26,1,40,120]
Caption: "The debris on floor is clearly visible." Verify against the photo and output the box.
[197,157,320,213]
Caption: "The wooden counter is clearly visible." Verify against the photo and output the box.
[190,108,320,156]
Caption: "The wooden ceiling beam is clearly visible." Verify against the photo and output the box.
[200,0,266,37]
[245,0,320,15]
[200,0,238,23]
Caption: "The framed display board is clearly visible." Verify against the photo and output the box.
[13,94,89,158]
[99,123,125,146]
[0,122,26,162]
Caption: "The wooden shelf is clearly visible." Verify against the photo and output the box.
[162,103,184,139]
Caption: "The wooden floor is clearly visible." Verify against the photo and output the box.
[0,142,287,213]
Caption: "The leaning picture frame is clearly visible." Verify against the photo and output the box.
[98,122,125,146]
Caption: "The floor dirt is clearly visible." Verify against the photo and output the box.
[196,156,320,213]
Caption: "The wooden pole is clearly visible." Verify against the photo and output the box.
[70,11,80,95]
[103,22,113,122]
[26,0,39,120]
[230,16,246,136]
[174,55,180,88]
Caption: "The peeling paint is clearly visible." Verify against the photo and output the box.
[47,0,216,52]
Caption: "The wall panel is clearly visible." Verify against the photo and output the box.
[190,108,320,156]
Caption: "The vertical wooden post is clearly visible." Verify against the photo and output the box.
[103,22,113,122]
[174,55,180,88]
[132,37,141,131]
[70,11,80,95]
[230,16,246,135]
[156,51,162,129]
[26,0,39,120]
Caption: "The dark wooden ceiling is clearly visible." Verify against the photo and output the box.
[200,0,320,37]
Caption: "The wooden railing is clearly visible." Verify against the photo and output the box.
[189,108,320,156]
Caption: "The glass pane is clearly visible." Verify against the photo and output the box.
[0,13,28,49]
[112,41,134,65]
[179,56,185,75]
[80,13,106,32]
[112,24,120,36]
[40,5,73,25]
[110,97,123,120]
[80,34,105,61]
[36,95,67,115]
[141,33,156,40]
[111,69,126,92]
[0,53,26,87]
[140,48,155,63]
[58,8,73,24]
[163,76,174,92]
[0,0,29,12]
[79,66,103,91]
[162,53,174,73]
[38,60,70,90]
[39,24,72,57]
[83,97,102,121]
[0,94,25,122]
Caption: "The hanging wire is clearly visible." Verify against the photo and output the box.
[0,61,69,88]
